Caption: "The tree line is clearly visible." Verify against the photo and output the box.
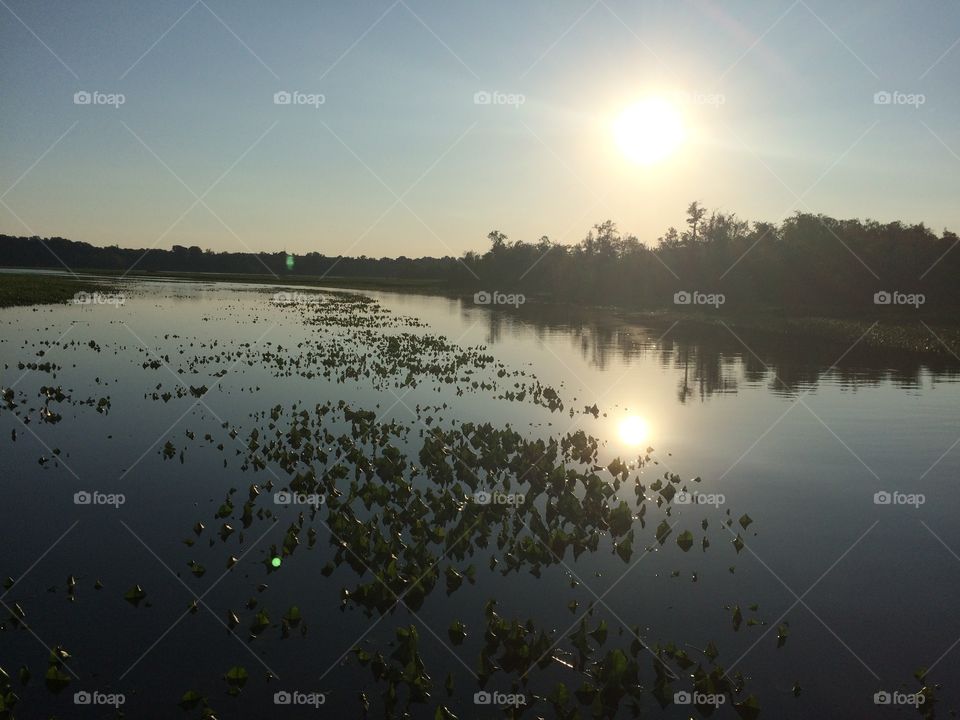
[0,236,457,280]
[2,202,958,315]
[457,203,960,316]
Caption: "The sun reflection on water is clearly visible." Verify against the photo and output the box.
[617,415,651,447]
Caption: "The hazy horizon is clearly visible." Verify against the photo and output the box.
[3,1,959,259]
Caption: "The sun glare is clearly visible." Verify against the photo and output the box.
[613,97,685,166]
[617,415,651,447]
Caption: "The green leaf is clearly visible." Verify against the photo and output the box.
[704,641,719,661]
[590,620,609,646]
[655,520,672,544]
[44,666,70,693]
[250,609,270,635]
[448,620,467,645]
[616,530,634,562]
[178,690,203,710]
[733,694,761,720]
[732,605,743,631]
[445,566,463,594]
[124,584,146,606]
[776,623,789,648]
[224,666,248,688]
[609,501,633,536]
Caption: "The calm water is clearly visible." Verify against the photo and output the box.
[1,274,959,718]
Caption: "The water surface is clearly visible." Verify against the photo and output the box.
[1,275,958,718]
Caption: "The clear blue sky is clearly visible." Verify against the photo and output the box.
[2,0,958,258]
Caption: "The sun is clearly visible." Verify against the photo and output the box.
[612,97,685,166]
[617,415,651,447]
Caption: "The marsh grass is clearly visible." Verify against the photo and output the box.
[0,273,119,308]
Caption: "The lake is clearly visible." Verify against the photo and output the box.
[1,274,958,718]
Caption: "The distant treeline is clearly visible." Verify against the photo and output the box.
[0,236,458,280]
[457,203,960,315]
[3,202,959,315]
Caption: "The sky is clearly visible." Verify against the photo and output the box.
[1,0,959,259]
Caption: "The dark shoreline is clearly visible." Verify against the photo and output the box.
[3,267,958,358]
